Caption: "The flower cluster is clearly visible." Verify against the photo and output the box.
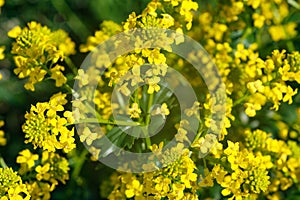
[0,167,30,200]
[0,0,300,199]
[8,21,75,91]
[22,92,75,153]
[108,144,198,200]
[16,150,69,199]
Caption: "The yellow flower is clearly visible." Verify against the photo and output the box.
[192,134,217,155]
[0,0,4,8]
[0,46,5,60]
[282,86,297,104]
[179,0,198,30]
[199,169,214,187]
[39,151,70,185]
[128,102,142,119]
[146,76,160,94]
[247,0,261,9]
[7,26,21,38]
[210,23,228,41]
[184,101,200,117]
[118,82,131,96]
[224,141,239,156]
[252,13,265,28]
[35,163,51,181]
[163,0,179,7]
[79,127,100,146]
[50,64,67,87]
[151,103,170,119]
[247,80,264,94]
[245,102,261,117]
[0,120,6,146]
[125,179,143,198]
[80,20,121,52]
[16,149,39,169]
[269,23,297,42]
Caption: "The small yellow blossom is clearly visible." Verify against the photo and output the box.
[151,103,170,119]
[128,102,142,119]
[0,121,6,146]
[16,149,39,169]
[50,64,67,87]
[0,0,4,8]
[0,46,5,60]
[252,13,265,28]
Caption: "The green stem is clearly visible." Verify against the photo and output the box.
[145,93,154,125]
[0,157,7,168]
[65,56,78,75]
[241,27,252,42]
[63,83,73,94]
[233,92,250,107]
[72,118,140,126]
[203,158,207,169]
[286,40,295,52]
[144,92,154,149]
[71,149,89,181]
[194,129,204,143]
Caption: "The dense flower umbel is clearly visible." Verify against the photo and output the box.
[108,144,198,200]
[22,92,75,153]
[8,21,75,91]
[0,167,30,200]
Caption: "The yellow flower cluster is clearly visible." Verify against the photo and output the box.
[8,21,75,91]
[245,129,300,198]
[0,167,30,200]
[248,0,297,41]
[22,92,75,153]
[243,50,300,116]
[74,0,200,160]
[108,144,198,200]
[16,150,69,200]
[1,0,300,199]
[197,5,300,117]
[194,129,300,199]
[80,20,122,52]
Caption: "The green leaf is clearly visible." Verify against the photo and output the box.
[93,126,138,158]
